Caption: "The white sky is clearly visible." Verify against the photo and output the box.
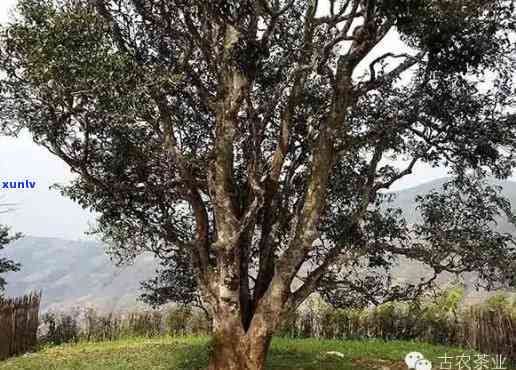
[0,0,474,240]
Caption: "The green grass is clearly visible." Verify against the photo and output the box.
[0,336,513,370]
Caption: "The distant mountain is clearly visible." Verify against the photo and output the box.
[0,178,515,312]
[1,237,157,312]
[388,177,516,233]
[388,178,516,304]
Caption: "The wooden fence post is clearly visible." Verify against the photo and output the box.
[0,292,41,360]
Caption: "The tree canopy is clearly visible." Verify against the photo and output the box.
[1,0,515,368]
[0,224,21,295]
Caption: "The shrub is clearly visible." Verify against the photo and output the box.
[165,306,211,336]
[39,310,80,345]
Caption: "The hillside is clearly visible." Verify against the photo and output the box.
[1,177,515,312]
[1,237,156,312]
[387,177,516,232]
[388,178,516,303]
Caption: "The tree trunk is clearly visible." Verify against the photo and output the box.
[208,315,272,370]
[208,335,271,370]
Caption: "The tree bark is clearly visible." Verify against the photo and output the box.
[208,336,271,370]
[208,327,271,370]
[208,311,273,370]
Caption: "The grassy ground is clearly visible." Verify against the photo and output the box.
[0,336,513,370]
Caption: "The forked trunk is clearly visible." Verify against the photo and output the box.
[208,335,271,370]
[208,315,273,370]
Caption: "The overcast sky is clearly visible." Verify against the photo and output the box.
[0,0,471,240]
